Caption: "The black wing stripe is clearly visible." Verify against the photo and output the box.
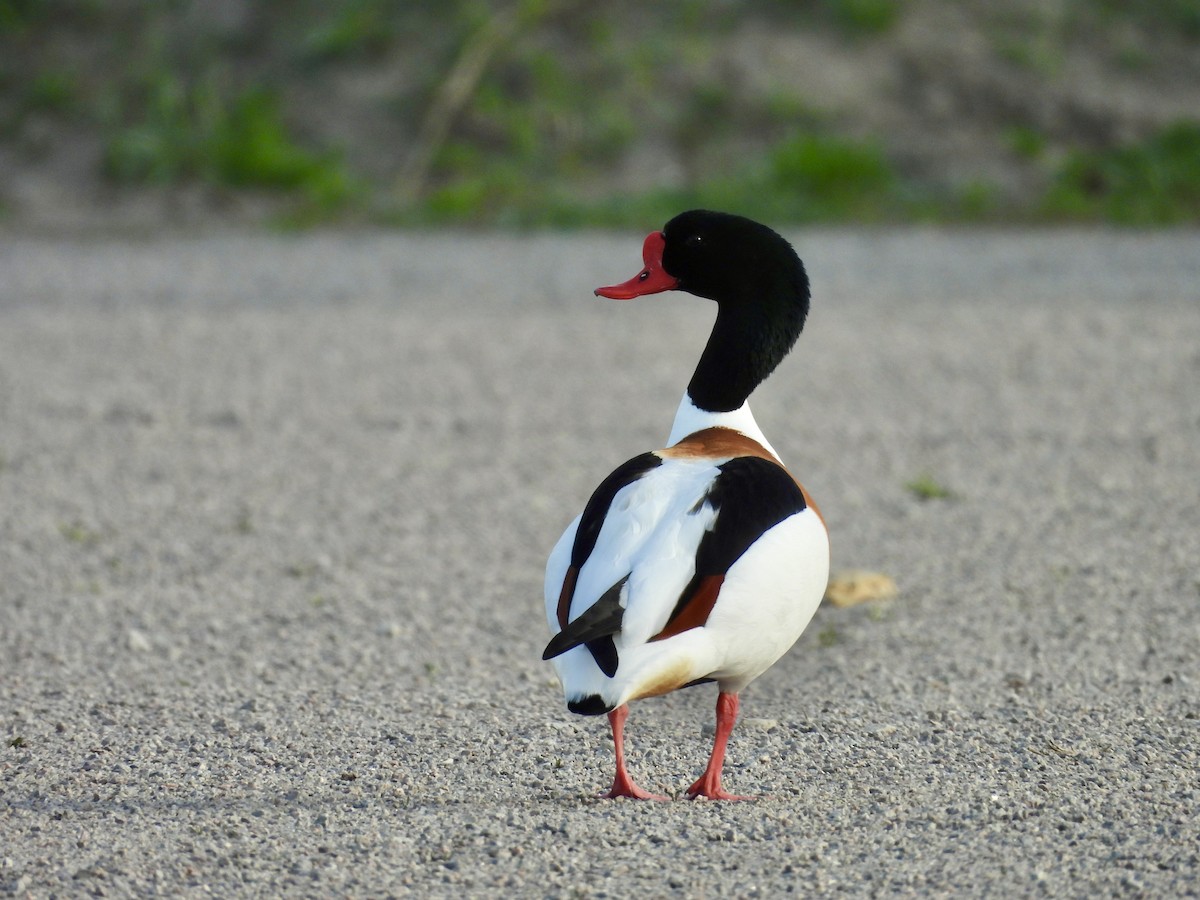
[662,456,807,627]
[569,452,662,570]
[546,453,661,679]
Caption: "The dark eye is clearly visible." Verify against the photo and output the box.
[686,234,703,247]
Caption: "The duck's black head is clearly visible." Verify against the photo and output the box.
[595,210,811,413]
[661,210,809,316]
[595,209,809,323]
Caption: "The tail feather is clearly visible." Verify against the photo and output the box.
[567,694,614,716]
[542,577,627,676]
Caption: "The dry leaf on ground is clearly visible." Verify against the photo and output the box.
[824,570,898,608]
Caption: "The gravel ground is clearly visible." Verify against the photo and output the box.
[1,228,1198,897]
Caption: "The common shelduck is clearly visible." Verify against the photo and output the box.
[543,210,830,800]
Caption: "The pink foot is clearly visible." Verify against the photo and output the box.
[598,704,669,801]
[600,771,669,801]
[685,691,756,801]
[684,772,755,802]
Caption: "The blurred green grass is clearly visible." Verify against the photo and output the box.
[101,77,363,217]
[2,0,1198,228]
[1042,122,1200,225]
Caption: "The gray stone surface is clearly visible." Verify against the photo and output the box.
[1,228,1198,896]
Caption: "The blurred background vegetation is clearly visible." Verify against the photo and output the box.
[2,0,1198,230]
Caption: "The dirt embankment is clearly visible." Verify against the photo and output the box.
[2,1,1198,232]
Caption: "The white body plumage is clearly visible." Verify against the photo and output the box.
[544,403,829,715]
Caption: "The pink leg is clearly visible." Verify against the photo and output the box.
[686,692,754,801]
[599,704,668,800]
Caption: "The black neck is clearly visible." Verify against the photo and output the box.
[686,286,808,413]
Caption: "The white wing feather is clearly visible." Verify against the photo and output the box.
[544,458,722,648]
